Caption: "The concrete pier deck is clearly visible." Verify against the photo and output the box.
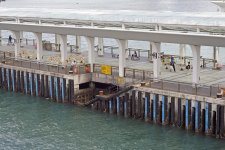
[1,44,225,87]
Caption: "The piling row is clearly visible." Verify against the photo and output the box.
[92,90,225,139]
[0,67,75,103]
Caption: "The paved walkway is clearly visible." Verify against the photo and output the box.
[1,44,225,87]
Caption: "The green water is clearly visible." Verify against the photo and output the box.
[0,90,225,150]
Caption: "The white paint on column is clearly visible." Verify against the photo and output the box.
[85,37,95,72]
[59,34,68,63]
[191,45,201,84]
[151,42,161,79]
[117,39,126,77]
[34,32,43,61]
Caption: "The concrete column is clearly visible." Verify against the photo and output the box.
[59,34,68,63]
[179,44,186,65]
[97,37,104,56]
[85,37,95,72]
[191,45,201,84]
[151,42,161,79]
[75,36,81,53]
[117,39,126,77]
[121,24,128,59]
[213,46,220,68]
[12,31,20,58]
[55,34,61,45]
[34,32,43,61]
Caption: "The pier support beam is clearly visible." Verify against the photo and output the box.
[117,39,126,77]
[34,32,43,61]
[151,42,161,79]
[59,34,68,64]
[11,31,20,58]
[97,37,104,56]
[86,37,95,72]
[191,45,201,84]
[75,36,81,53]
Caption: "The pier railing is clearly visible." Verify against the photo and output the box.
[147,79,220,98]
[0,53,91,75]
[93,63,153,81]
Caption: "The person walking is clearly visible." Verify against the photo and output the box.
[8,35,12,45]
[170,56,176,72]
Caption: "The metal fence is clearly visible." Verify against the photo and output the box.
[148,79,220,98]
[0,54,90,75]
[93,63,153,81]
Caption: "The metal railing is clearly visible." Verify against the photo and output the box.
[93,63,153,81]
[0,52,90,75]
[147,78,220,98]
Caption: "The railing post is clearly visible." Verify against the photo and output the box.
[210,85,212,97]
[162,79,163,90]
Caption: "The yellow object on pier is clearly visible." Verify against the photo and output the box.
[101,65,112,75]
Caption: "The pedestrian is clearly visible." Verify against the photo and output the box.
[8,35,12,44]
[170,56,176,72]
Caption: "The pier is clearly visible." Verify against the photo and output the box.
[0,16,225,139]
